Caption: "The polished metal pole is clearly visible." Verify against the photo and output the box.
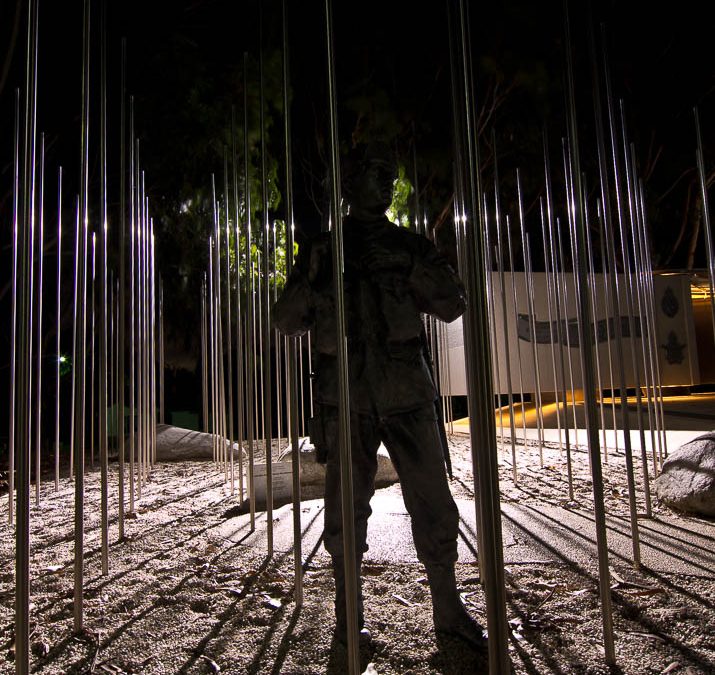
[54,167,63,491]
[99,0,110,572]
[258,11,275,554]
[117,39,127,536]
[453,0,510,669]
[563,6,614,661]
[516,170,544,458]
[232,108,245,500]
[597,22,641,565]
[73,0,91,633]
[8,89,20,522]
[325,0,360,669]
[244,53,256,525]
[223,152,235,490]
[617,102,652,516]
[34,132,45,505]
[129,101,136,512]
[282,0,303,604]
[505,214,527,443]
[15,1,40,665]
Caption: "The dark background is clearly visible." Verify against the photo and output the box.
[0,0,713,444]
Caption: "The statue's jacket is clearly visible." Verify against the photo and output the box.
[273,215,466,417]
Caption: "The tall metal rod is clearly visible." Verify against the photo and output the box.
[563,4,614,661]
[232,107,245,501]
[118,38,127,537]
[637,187,668,462]
[598,203,618,454]
[99,0,110,573]
[452,0,510,670]
[201,279,208,432]
[324,0,359,669]
[223,151,235,491]
[584,193,609,460]
[493,157,518,475]
[553,218,575,499]
[631,183,661,473]
[129,99,136,512]
[544,138,573,469]
[596,21,641,564]
[617,101,652,516]
[283,0,303,604]
[209,237,217,460]
[516,170,544,457]
[244,52,256,526]
[258,10,274,555]
[15,0,40,664]
[559,141,581,449]
[73,0,91,633]
[90,236,96,470]
[70,199,80,479]
[505,214,527,443]
[8,89,20,522]
[539,197,563,452]
[483,198,505,448]
[694,108,715,345]
[34,132,46,505]
[54,167,63,491]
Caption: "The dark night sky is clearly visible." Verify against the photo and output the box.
[0,0,713,387]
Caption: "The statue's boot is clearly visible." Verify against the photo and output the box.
[333,556,371,646]
[426,563,488,651]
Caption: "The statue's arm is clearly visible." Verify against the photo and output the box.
[409,237,467,323]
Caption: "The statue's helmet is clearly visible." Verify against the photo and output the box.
[342,141,398,202]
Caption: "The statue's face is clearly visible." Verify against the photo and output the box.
[347,158,396,220]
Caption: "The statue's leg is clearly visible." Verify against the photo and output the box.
[322,410,380,642]
[382,404,487,650]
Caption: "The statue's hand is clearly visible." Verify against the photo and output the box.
[360,245,412,275]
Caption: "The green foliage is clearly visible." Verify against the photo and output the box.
[386,163,413,229]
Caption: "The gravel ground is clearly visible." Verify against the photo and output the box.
[1,435,714,674]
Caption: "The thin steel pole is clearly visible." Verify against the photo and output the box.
[505,214,527,443]
[15,0,40,664]
[201,279,208,432]
[283,0,303,604]
[74,0,91,633]
[244,53,256,525]
[129,102,136,512]
[90,235,96,471]
[617,102,652,516]
[259,11,275,555]
[516,170,544,457]
[54,167,63,491]
[232,107,245,501]
[483,199,505,448]
[597,21,641,565]
[223,152,235,491]
[118,39,127,536]
[99,0,110,573]
[453,1,510,669]
[325,0,360,669]
[539,197,563,452]
[8,89,20,522]
[34,133,46,506]
[493,157,518,475]
[563,6,615,662]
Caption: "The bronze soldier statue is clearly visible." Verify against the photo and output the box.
[274,141,487,651]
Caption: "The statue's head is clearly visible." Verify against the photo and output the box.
[343,141,398,221]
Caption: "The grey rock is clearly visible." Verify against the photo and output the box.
[278,438,399,489]
[155,424,244,462]
[654,432,715,517]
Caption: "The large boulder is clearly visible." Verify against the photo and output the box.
[654,433,715,517]
[278,438,399,489]
[155,424,244,462]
